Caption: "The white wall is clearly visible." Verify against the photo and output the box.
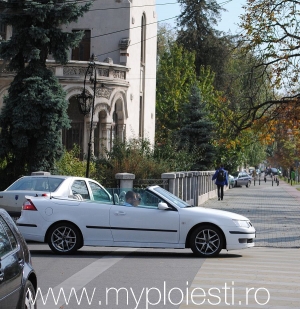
[62,0,157,144]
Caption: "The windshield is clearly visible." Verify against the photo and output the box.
[152,186,191,208]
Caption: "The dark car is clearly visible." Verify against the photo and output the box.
[0,208,37,308]
[266,168,279,175]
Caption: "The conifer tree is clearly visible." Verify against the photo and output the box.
[177,84,216,170]
[0,0,91,178]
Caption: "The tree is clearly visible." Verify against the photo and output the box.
[0,0,91,177]
[176,84,216,170]
[157,23,177,64]
[176,0,232,88]
[156,42,198,141]
[238,0,300,129]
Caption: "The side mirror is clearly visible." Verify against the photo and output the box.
[158,202,169,210]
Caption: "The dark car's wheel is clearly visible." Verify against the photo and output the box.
[47,222,81,254]
[190,225,224,257]
[21,280,37,309]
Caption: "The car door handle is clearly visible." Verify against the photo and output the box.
[114,211,126,216]
[18,259,24,267]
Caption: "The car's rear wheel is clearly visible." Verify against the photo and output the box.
[21,280,36,309]
[47,222,81,254]
[246,181,251,188]
[190,225,224,257]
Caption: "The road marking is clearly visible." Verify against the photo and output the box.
[37,248,137,308]
[179,247,300,308]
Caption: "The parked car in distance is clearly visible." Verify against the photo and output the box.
[248,167,255,175]
[228,174,235,189]
[231,171,252,187]
[0,208,37,308]
[17,186,256,257]
[266,168,280,176]
[0,173,111,218]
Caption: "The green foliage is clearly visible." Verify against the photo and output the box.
[0,69,70,176]
[176,84,216,170]
[51,138,194,187]
[156,42,198,141]
[53,144,98,179]
[0,0,91,67]
[157,24,177,63]
[153,138,196,172]
[176,0,231,87]
[97,138,166,187]
[0,0,91,178]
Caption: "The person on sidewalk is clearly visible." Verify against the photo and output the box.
[212,164,228,201]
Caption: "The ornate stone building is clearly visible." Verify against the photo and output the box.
[0,0,157,157]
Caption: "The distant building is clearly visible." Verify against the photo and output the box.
[0,0,157,157]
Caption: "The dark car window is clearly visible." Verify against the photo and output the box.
[6,177,64,192]
[71,180,90,199]
[0,216,17,258]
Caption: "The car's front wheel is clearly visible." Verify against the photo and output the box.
[246,181,251,188]
[21,280,37,309]
[190,225,224,257]
[47,222,81,254]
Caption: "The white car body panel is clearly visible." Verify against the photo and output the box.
[110,204,180,243]
[17,186,256,255]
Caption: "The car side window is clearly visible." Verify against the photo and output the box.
[71,180,90,200]
[138,191,161,209]
[88,181,112,204]
[0,216,17,258]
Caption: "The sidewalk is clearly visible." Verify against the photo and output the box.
[202,176,300,248]
[179,177,300,309]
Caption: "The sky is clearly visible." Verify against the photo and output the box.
[155,0,246,34]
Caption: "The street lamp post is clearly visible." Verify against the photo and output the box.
[76,54,97,178]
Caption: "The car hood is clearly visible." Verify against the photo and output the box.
[182,206,250,221]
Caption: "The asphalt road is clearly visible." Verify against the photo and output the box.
[28,176,300,309]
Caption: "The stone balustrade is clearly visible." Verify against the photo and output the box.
[115,171,222,206]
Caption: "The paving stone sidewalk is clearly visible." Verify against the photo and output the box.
[202,175,300,248]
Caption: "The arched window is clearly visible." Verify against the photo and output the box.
[140,14,146,64]
[140,14,146,138]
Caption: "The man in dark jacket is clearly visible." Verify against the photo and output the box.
[212,165,228,201]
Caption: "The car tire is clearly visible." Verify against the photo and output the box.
[246,181,250,188]
[190,225,224,257]
[234,181,237,187]
[47,222,81,254]
[21,280,37,309]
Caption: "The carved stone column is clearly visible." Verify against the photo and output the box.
[101,123,112,151]
[116,124,125,142]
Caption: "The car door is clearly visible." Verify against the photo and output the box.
[110,190,180,244]
[237,173,247,186]
[0,216,23,309]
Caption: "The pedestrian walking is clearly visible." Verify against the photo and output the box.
[212,164,228,201]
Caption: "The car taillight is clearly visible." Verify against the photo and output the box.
[23,200,37,211]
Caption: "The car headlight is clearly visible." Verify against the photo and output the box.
[232,219,251,228]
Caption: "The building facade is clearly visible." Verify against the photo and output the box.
[0,0,157,157]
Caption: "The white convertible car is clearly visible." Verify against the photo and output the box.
[17,186,256,257]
